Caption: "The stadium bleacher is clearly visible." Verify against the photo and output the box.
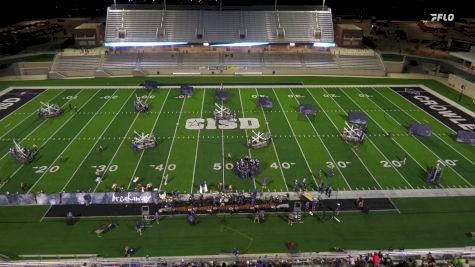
[48,5,387,78]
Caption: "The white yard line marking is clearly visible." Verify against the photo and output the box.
[220,100,226,189]
[0,90,63,139]
[93,91,154,192]
[28,90,105,193]
[254,88,289,192]
[354,87,473,187]
[315,88,410,189]
[0,90,84,191]
[127,89,171,190]
[39,205,53,222]
[0,90,77,162]
[238,88,257,190]
[60,91,136,192]
[375,87,475,167]
[272,88,314,184]
[339,88,428,173]
[191,89,207,194]
[289,89,352,190]
[158,97,187,191]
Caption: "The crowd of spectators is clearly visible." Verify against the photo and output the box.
[109,251,473,267]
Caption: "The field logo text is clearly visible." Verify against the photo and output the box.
[185,118,259,130]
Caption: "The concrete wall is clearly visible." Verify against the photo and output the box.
[448,74,475,99]
[17,62,51,75]
[384,61,405,73]
[98,67,385,78]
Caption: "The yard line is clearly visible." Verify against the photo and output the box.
[237,88,257,190]
[39,205,53,222]
[315,88,410,189]
[0,90,63,139]
[0,90,84,191]
[93,90,154,192]
[190,88,207,194]
[374,87,475,167]
[28,90,110,193]
[0,90,78,162]
[290,88,354,189]
[220,100,226,189]
[127,89,171,190]
[60,91,136,192]
[354,87,473,187]
[271,88,314,185]
[254,88,289,191]
[158,96,187,191]
[339,88,428,173]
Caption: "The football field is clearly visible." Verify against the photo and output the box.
[1,84,474,195]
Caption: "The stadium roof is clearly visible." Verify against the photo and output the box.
[104,5,334,46]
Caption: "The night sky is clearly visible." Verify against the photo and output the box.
[0,0,468,27]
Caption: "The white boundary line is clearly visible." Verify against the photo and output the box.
[374,87,475,167]
[288,88,350,190]
[60,90,136,192]
[158,97,187,191]
[39,205,53,222]
[354,87,473,187]
[28,90,105,193]
[8,84,474,119]
[190,88,207,194]
[316,88,411,189]
[127,89,172,190]
[339,88,429,175]
[237,88,257,190]
[0,89,49,125]
[305,87,385,190]
[271,88,315,186]
[0,90,70,162]
[0,90,83,191]
[93,90,155,192]
[254,88,289,191]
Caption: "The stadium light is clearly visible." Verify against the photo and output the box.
[203,43,210,46]
[105,42,188,47]
[289,43,296,47]
[211,42,269,47]
[313,42,336,48]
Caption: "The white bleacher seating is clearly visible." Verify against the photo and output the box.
[140,53,179,69]
[302,54,339,69]
[54,55,100,71]
[105,7,334,44]
[263,53,301,67]
[103,53,138,70]
[338,55,382,70]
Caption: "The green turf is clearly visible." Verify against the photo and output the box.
[0,76,474,258]
[1,84,474,194]
[0,77,473,113]
[0,197,475,257]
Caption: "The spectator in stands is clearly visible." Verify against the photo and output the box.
[372,252,380,266]
[348,255,355,266]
